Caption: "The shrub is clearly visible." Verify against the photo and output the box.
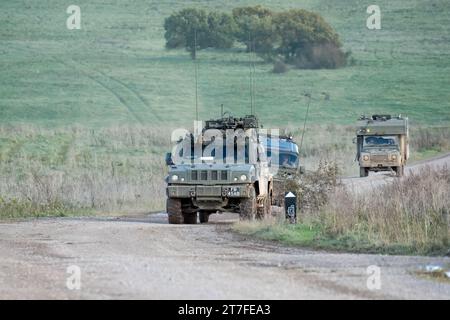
[272,60,288,73]
[293,43,348,69]
[283,161,339,213]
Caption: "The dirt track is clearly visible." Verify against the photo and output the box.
[0,154,449,299]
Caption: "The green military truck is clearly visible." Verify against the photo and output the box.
[165,115,273,224]
[356,115,409,177]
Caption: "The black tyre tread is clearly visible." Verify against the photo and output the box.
[240,186,256,220]
[167,198,183,224]
[395,166,405,177]
[360,167,368,177]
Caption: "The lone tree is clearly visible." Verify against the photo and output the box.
[164,7,348,69]
[164,8,236,59]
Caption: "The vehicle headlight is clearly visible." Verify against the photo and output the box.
[391,154,397,161]
[362,155,370,161]
[171,175,179,182]
[240,174,247,181]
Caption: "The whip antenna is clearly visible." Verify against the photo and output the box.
[299,93,312,153]
[248,31,254,115]
[194,29,199,121]
[252,38,256,116]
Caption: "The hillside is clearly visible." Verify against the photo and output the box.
[1,0,449,127]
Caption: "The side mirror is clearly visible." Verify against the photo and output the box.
[165,152,174,166]
[352,137,357,144]
[299,166,306,174]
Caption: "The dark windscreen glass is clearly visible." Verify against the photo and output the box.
[364,136,397,146]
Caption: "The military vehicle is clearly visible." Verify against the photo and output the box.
[165,115,273,224]
[260,135,303,206]
[356,115,409,177]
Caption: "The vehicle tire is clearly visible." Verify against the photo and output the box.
[239,186,257,220]
[395,166,404,177]
[183,213,197,224]
[199,211,210,223]
[167,198,183,224]
[360,167,369,177]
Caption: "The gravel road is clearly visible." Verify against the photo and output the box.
[0,154,449,300]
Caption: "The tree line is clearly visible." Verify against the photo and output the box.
[164,6,350,70]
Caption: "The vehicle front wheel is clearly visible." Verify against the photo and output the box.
[395,166,405,177]
[360,167,369,177]
[167,198,183,224]
[239,186,257,220]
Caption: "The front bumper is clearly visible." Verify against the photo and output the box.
[167,184,251,199]
[360,159,402,168]
[359,156,401,168]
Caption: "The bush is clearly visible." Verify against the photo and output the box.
[293,43,348,69]
[283,161,339,213]
[272,60,288,73]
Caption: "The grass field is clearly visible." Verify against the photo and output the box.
[1,0,449,214]
[1,0,450,127]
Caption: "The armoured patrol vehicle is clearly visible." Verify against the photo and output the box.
[356,115,409,177]
[165,115,273,224]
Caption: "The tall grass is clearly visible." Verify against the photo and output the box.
[236,165,450,255]
[0,125,170,218]
[411,127,450,153]
[321,166,449,253]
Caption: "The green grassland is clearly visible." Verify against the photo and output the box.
[1,0,449,127]
[0,0,449,215]
[233,220,449,256]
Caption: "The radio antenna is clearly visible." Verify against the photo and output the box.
[194,28,199,121]
[252,39,256,116]
[299,93,312,153]
[248,31,254,116]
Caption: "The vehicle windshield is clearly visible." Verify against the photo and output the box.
[363,135,398,147]
[279,153,299,168]
[177,142,254,164]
